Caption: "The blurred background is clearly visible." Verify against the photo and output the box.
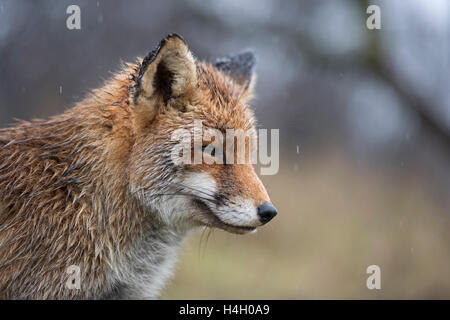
[1,0,449,299]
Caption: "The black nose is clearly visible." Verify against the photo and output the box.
[257,202,278,224]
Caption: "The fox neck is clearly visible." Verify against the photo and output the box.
[63,105,192,298]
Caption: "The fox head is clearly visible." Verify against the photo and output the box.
[127,34,277,234]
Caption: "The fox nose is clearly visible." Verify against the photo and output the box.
[257,202,278,224]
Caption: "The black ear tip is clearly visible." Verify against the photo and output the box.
[138,34,188,82]
[133,33,189,104]
[237,50,256,65]
[234,51,256,74]
[163,33,187,45]
[214,50,256,71]
[213,50,256,86]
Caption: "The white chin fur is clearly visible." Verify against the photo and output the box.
[182,172,260,228]
[157,171,260,230]
[157,171,218,224]
[214,198,260,228]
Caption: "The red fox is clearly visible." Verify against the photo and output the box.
[0,34,277,299]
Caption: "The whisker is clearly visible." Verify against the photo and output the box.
[175,183,231,205]
[202,228,214,258]
[176,183,217,199]
[198,227,209,258]
[147,192,221,206]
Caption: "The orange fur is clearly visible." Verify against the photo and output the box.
[0,35,272,299]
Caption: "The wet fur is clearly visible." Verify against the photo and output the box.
[0,35,269,299]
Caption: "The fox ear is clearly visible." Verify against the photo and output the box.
[214,51,256,89]
[132,34,197,111]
